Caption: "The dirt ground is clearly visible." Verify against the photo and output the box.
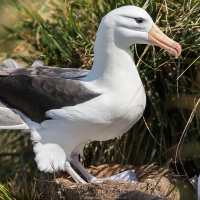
[43,164,197,200]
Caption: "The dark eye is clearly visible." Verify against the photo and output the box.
[135,18,143,23]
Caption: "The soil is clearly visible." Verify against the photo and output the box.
[43,164,195,200]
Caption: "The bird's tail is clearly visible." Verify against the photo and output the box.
[0,59,28,130]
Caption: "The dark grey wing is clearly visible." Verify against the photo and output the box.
[0,65,89,79]
[0,73,99,123]
[0,59,99,125]
[34,66,89,79]
[1,58,89,79]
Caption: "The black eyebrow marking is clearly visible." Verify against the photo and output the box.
[121,15,144,23]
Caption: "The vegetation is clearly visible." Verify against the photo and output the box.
[0,0,200,198]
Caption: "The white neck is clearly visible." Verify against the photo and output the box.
[83,25,142,92]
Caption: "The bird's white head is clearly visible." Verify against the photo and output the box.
[97,6,181,57]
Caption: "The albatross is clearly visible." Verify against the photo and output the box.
[0,6,181,183]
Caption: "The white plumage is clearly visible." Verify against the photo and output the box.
[0,6,181,183]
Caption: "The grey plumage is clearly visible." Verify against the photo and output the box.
[2,58,22,69]
[0,101,28,128]
[0,59,98,125]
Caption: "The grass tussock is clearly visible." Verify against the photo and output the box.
[0,0,200,197]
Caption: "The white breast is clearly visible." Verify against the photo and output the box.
[93,83,146,141]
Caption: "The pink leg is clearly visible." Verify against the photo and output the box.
[64,161,86,183]
[70,154,138,183]
[70,154,97,182]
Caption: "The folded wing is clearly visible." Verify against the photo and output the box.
[0,59,99,128]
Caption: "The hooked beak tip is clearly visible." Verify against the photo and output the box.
[173,42,182,58]
[148,24,182,58]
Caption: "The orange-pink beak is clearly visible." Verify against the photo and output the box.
[148,24,182,58]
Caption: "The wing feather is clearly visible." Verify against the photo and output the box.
[0,101,28,129]
[0,61,98,124]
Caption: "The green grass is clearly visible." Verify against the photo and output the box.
[0,182,12,200]
[0,0,200,197]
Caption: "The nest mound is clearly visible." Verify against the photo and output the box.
[43,164,195,200]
